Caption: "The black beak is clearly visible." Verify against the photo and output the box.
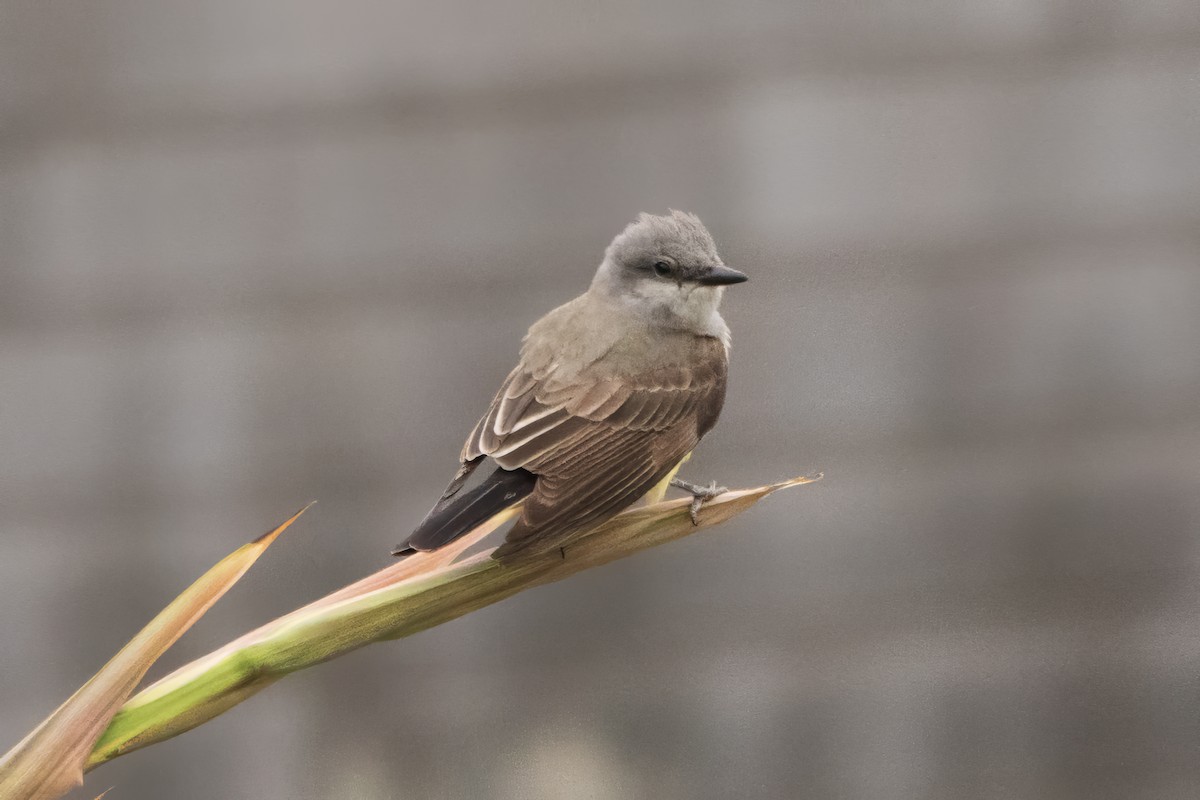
[697,265,749,286]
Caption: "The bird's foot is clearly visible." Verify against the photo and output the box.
[669,478,727,525]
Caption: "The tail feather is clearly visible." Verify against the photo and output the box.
[393,467,536,556]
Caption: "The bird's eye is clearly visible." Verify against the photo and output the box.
[652,261,672,277]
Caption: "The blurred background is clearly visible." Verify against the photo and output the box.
[2,1,1199,798]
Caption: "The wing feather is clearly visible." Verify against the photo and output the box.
[491,410,578,463]
[494,390,534,435]
[500,425,696,556]
[499,396,555,435]
[458,335,728,554]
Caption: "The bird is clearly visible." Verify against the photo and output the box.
[393,210,747,560]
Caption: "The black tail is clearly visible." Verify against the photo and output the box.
[392,467,536,556]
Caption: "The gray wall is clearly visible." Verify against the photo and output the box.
[2,2,1199,798]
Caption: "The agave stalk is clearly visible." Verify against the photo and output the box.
[87,475,820,771]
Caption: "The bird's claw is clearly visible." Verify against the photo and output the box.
[670,478,727,525]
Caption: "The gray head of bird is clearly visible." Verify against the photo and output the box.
[590,210,747,333]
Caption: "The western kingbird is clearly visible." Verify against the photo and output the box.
[394,210,747,559]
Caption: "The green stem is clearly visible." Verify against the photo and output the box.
[87,476,818,770]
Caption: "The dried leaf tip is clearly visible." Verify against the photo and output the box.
[251,501,315,545]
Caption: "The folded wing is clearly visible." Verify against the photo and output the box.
[462,337,728,555]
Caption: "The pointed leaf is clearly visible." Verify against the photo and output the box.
[0,504,311,800]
